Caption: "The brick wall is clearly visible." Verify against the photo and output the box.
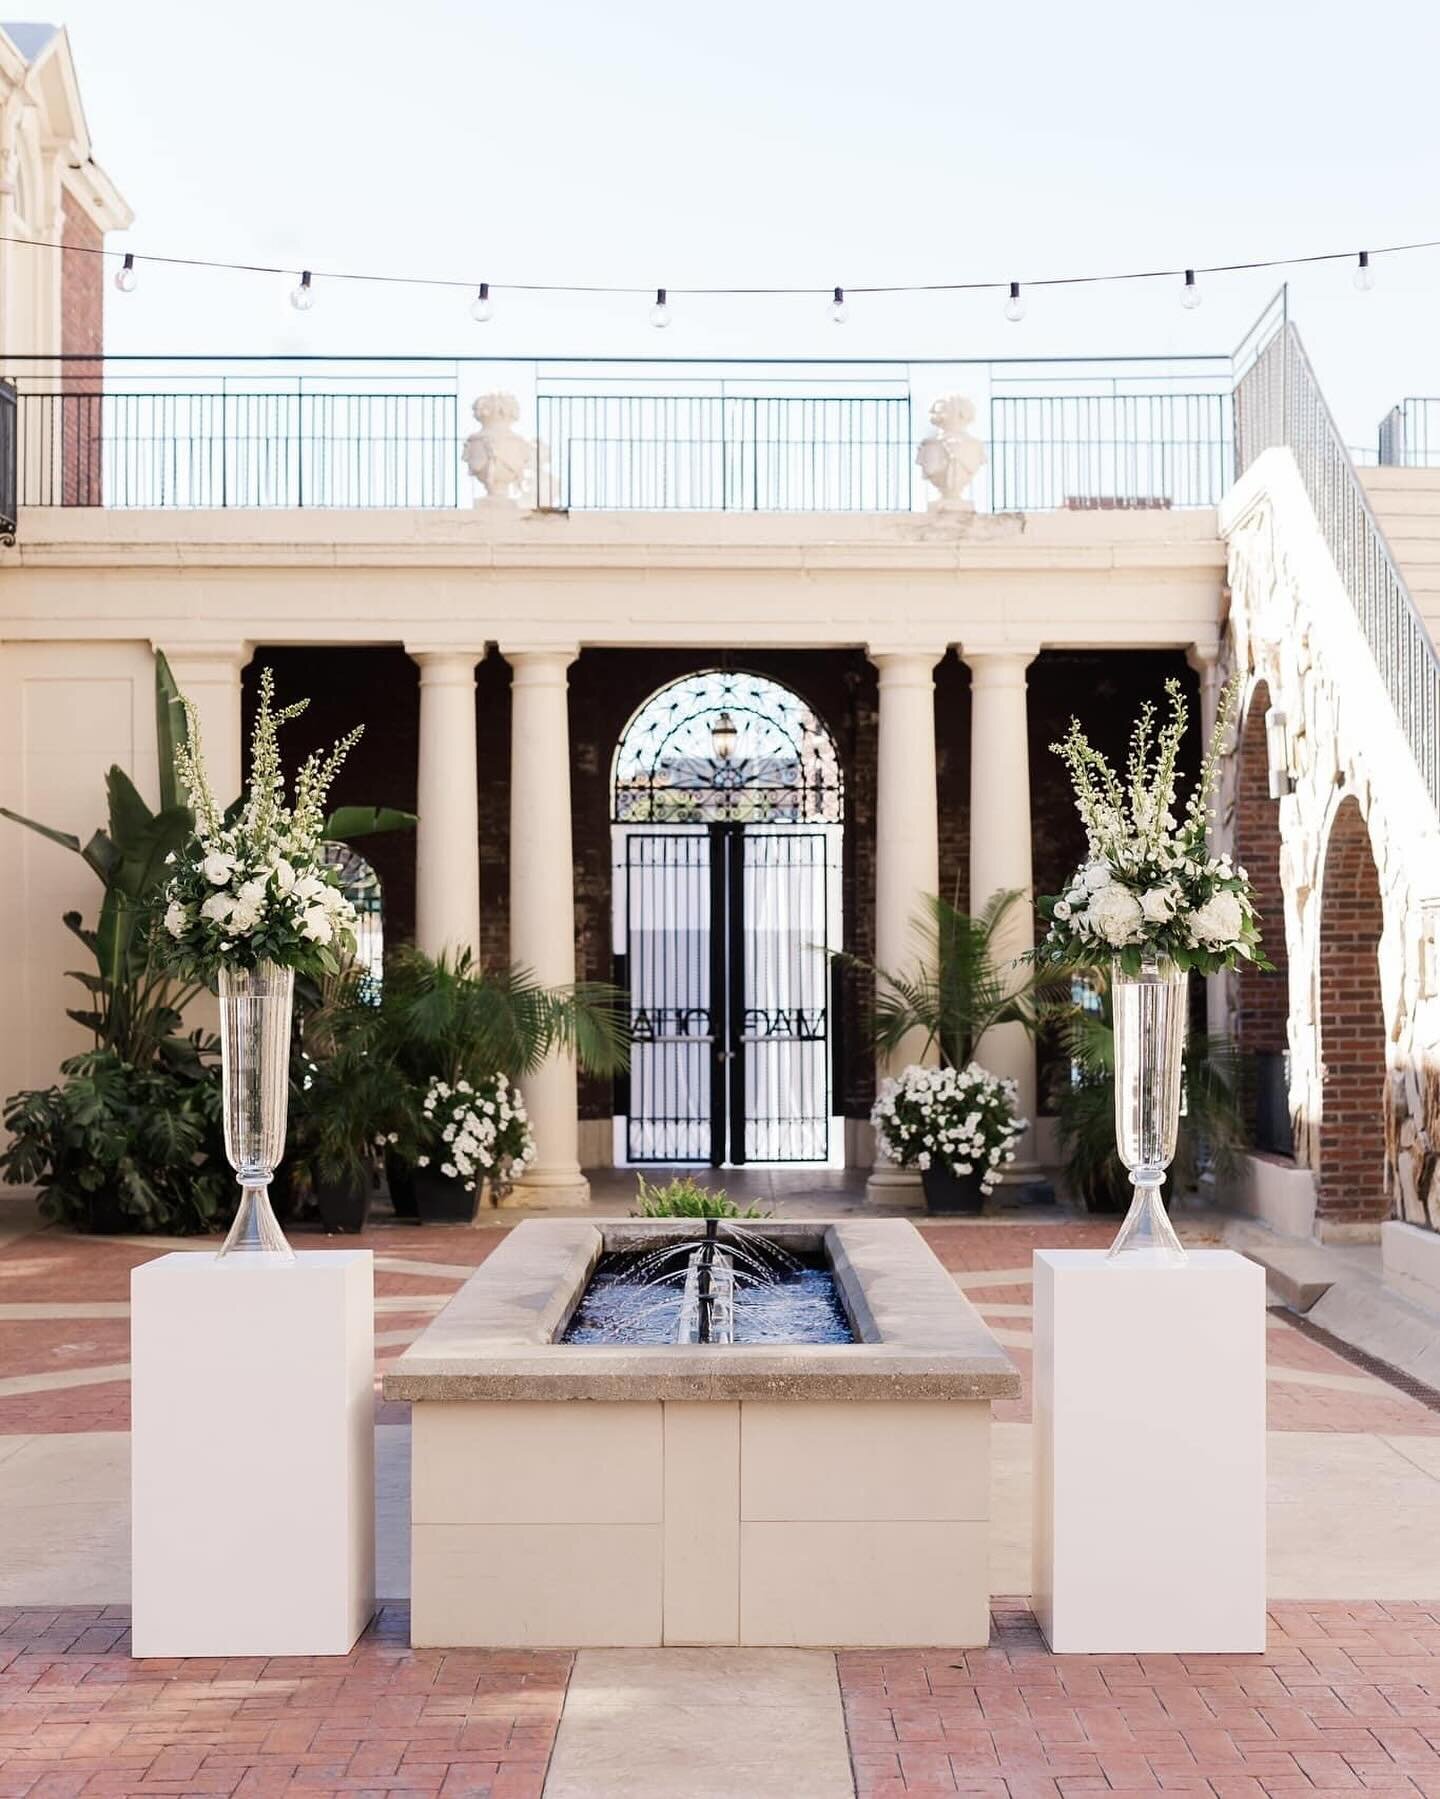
[1233,682,1291,1143]
[1316,796,1388,1223]
[60,192,104,505]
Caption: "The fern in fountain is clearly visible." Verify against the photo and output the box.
[1034,677,1268,977]
[159,668,362,979]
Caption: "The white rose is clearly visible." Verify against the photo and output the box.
[1083,861,1113,892]
[201,852,237,886]
[200,893,235,925]
[300,905,334,944]
[1188,890,1244,947]
[1087,883,1145,946]
[164,900,189,938]
[229,902,260,935]
[1140,887,1178,924]
[1054,900,1071,922]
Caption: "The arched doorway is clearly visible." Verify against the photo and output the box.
[611,669,844,1167]
[321,842,384,1001]
[1234,681,1291,1151]
[1316,797,1388,1225]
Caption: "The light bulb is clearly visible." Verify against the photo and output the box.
[470,281,493,322]
[113,252,136,294]
[1180,268,1202,309]
[829,285,848,325]
[289,270,315,311]
[1354,251,1375,292]
[649,287,671,329]
[1004,281,1025,323]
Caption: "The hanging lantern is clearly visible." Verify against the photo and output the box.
[711,711,738,762]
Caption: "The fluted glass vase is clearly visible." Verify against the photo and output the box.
[217,962,295,1260]
[1109,955,1188,1265]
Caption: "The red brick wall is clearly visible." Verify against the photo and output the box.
[60,191,104,503]
[1316,796,1388,1223]
[1234,683,1291,1142]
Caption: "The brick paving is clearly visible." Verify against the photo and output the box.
[0,1606,569,1798]
[839,1600,1440,1797]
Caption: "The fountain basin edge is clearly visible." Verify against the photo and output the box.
[384,1217,1020,1647]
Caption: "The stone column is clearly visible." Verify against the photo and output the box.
[408,647,483,962]
[155,643,249,809]
[505,645,589,1207]
[965,647,1038,1163]
[866,647,944,1203]
[1188,642,1227,1039]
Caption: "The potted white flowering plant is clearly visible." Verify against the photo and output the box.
[412,1075,535,1222]
[1035,677,1266,1260]
[159,669,364,1257]
[870,1063,1026,1214]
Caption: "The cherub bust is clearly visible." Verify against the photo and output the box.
[462,393,535,509]
[916,394,986,514]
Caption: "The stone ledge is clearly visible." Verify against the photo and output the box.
[382,1217,1021,1404]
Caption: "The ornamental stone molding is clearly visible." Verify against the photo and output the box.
[916,394,987,515]
[1219,455,1440,1233]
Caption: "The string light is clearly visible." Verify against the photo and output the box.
[289,269,315,311]
[649,287,671,329]
[1180,268,1202,309]
[1004,281,1025,323]
[470,281,493,322]
[112,251,136,293]
[829,285,848,324]
[1354,251,1375,292]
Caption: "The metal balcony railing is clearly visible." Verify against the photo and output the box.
[1235,290,1440,811]
[1378,399,1440,467]
[0,352,1235,519]
[0,379,14,542]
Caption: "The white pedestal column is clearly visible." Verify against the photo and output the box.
[866,648,943,1205]
[965,648,1038,1162]
[131,1251,375,1657]
[1032,1248,1266,1653]
[409,647,483,962]
[155,642,249,809]
[505,646,589,1206]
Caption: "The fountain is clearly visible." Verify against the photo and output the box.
[384,1216,1019,1650]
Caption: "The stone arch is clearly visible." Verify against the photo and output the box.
[1315,795,1388,1225]
[1233,679,1291,1150]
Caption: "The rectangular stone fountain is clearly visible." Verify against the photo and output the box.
[383,1217,1019,1648]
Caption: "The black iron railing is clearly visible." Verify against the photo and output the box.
[0,378,15,541]
[1378,399,1440,467]
[1235,291,1440,811]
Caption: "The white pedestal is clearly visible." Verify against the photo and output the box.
[1032,1248,1266,1653]
[131,1250,375,1657]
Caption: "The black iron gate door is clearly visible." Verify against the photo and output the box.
[621,826,834,1165]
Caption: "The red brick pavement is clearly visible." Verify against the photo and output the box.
[839,1599,1440,1797]
[0,1606,568,1798]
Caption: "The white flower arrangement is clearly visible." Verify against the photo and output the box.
[159,668,362,978]
[416,1074,535,1197]
[1035,678,1268,977]
[870,1062,1026,1194]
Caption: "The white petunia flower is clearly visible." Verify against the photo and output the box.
[201,851,237,886]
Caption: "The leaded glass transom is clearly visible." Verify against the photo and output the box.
[611,670,843,824]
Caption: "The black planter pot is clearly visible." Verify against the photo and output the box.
[413,1168,477,1225]
[385,1151,418,1219]
[920,1166,987,1215]
[82,1189,134,1234]
[315,1176,372,1235]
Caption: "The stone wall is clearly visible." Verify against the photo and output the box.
[1221,457,1440,1236]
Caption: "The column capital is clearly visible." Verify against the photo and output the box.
[1185,640,1223,674]
[502,644,580,683]
[405,644,487,684]
[961,645,1040,687]
[152,640,252,674]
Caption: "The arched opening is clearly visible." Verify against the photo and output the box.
[320,843,384,1001]
[610,669,844,1168]
[1316,796,1388,1225]
[1234,681,1291,1152]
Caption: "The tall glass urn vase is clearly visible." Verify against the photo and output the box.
[1109,956,1188,1265]
[217,962,296,1260]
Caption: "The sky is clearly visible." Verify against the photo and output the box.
[22,0,1440,455]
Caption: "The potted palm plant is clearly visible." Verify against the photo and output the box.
[846,890,1066,1212]
[377,948,629,1223]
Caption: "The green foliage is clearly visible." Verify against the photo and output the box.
[377,947,629,1088]
[0,1048,228,1233]
[848,890,1069,1068]
[288,965,407,1195]
[1055,978,1246,1211]
[631,1175,768,1219]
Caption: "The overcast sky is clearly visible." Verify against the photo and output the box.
[25,0,1440,453]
